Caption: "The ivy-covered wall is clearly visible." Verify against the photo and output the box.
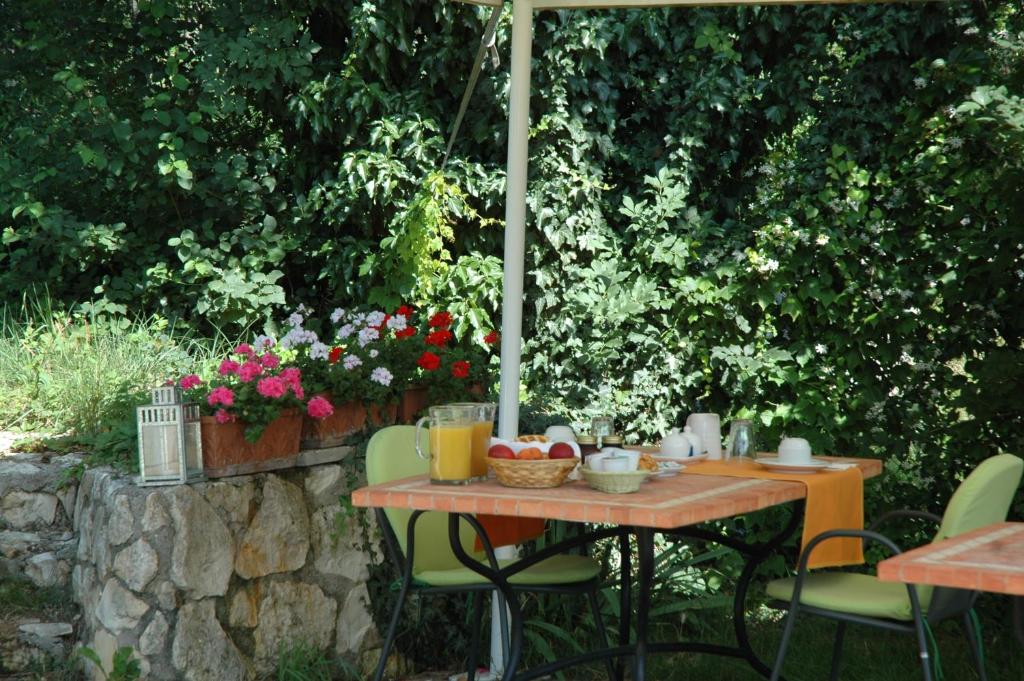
[3,1,1022,518]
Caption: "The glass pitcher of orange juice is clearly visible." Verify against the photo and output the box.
[451,402,496,481]
[415,405,475,485]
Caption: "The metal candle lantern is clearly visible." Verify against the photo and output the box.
[136,386,204,486]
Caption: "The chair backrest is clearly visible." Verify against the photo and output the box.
[366,425,479,574]
[935,453,1023,543]
[925,453,1023,622]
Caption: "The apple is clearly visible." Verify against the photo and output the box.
[548,442,576,460]
[488,444,516,459]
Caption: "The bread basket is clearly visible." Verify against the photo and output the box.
[488,456,579,488]
[580,467,649,494]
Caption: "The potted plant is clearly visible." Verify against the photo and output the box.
[179,341,333,477]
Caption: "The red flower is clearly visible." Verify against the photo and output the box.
[428,311,452,328]
[484,330,499,345]
[396,305,414,317]
[425,329,453,347]
[451,360,470,379]
[417,351,441,371]
[328,347,343,365]
[395,327,416,339]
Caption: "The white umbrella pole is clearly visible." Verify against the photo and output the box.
[496,0,533,442]
[490,2,534,679]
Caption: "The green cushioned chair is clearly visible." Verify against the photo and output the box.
[366,426,612,681]
[768,453,1023,681]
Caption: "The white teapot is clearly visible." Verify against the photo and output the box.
[660,428,692,458]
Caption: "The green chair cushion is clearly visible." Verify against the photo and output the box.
[415,554,602,587]
[767,573,929,621]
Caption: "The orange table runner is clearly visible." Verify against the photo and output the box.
[685,458,864,569]
[476,515,546,550]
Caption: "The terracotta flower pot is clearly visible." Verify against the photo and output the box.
[300,394,367,449]
[368,401,399,426]
[398,386,430,423]
[201,410,302,478]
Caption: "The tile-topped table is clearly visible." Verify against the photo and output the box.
[352,456,882,529]
[353,456,882,681]
[878,521,1024,645]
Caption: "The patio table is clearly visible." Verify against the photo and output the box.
[352,456,881,681]
[877,521,1024,645]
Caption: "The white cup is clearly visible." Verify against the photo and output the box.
[544,425,577,443]
[778,437,813,464]
[603,456,631,473]
[587,452,610,472]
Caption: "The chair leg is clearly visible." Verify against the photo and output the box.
[466,591,484,681]
[770,605,800,681]
[372,582,410,681]
[586,586,616,681]
[962,611,987,681]
[911,617,934,681]
[829,621,846,681]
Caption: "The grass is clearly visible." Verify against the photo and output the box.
[274,641,359,681]
[0,295,227,435]
[0,575,73,619]
[0,294,231,469]
[650,598,1024,681]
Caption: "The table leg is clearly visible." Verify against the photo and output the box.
[659,500,804,679]
[1014,596,1024,647]
[617,530,631,681]
[633,526,655,681]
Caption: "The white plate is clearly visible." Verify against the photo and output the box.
[756,457,831,473]
[652,452,709,463]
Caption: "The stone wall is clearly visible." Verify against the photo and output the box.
[0,451,82,671]
[72,462,381,680]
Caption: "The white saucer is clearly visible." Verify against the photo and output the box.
[653,461,685,478]
[652,452,709,463]
[756,457,830,473]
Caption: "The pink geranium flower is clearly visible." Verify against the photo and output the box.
[238,361,263,383]
[279,367,302,390]
[218,359,240,376]
[179,374,202,390]
[234,343,254,356]
[214,408,234,424]
[256,376,288,399]
[293,385,305,400]
[208,386,235,407]
[260,353,281,369]
[307,396,334,419]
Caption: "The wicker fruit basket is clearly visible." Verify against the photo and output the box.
[488,456,579,488]
[580,467,649,494]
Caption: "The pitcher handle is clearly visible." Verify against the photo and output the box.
[414,416,429,460]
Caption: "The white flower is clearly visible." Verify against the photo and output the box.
[948,136,963,148]
[358,327,380,347]
[254,335,276,350]
[343,354,362,370]
[960,216,971,226]
[816,234,830,246]
[330,308,346,324]
[287,312,304,328]
[280,327,317,349]
[309,342,329,360]
[757,258,780,274]
[913,77,927,89]
[386,314,408,332]
[370,367,393,386]
[369,349,379,358]
[963,26,979,36]
[336,324,355,340]
[365,311,387,327]
[815,343,827,355]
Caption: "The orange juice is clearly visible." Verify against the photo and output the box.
[429,424,473,483]
[470,420,493,478]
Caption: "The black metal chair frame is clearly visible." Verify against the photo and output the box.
[769,509,988,681]
[371,507,620,681]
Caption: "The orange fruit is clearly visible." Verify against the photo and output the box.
[517,447,544,460]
